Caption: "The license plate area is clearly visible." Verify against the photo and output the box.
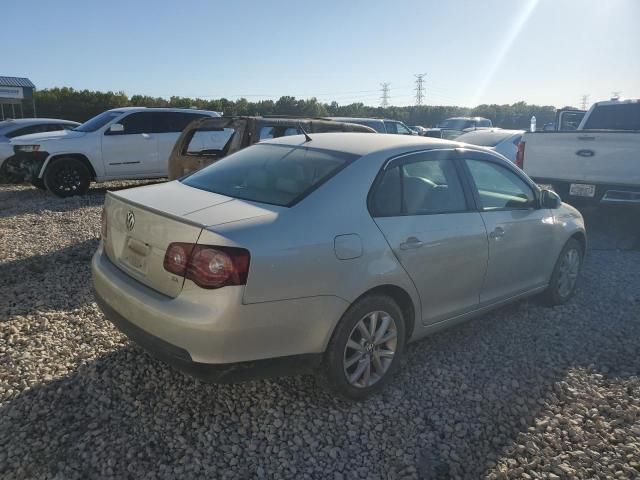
[122,237,150,273]
[569,183,596,197]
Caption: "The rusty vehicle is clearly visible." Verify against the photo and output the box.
[168,116,376,180]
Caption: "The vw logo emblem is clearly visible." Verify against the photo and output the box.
[126,211,135,231]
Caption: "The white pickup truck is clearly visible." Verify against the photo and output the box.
[519,99,640,205]
[3,107,219,196]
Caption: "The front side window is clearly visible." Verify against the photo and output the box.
[182,144,357,207]
[395,122,412,135]
[6,124,48,138]
[465,159,535,210]
[371,155,467,216]
[116,112,154,134]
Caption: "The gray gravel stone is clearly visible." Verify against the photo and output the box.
[1,183,639,479]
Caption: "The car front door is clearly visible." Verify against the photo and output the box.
[462,156,555,303]
[101,112,157,177]
[371,149,489,325]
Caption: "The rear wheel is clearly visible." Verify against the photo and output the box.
[322,295,406,400]
[43,157,91,197]
[541,238,583,305]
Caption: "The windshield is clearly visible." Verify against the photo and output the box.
[456,130,515,147]
[182,143,358,207]
[74,111,123,132]
[438,119,473,130]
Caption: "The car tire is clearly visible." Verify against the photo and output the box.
[322,295,406,400]
[541,238,583,306]
[43,157,91,197]
[31,178,46,190]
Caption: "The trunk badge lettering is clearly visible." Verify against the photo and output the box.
[126,211,135,231]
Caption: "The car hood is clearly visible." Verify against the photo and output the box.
[10,129,86,144]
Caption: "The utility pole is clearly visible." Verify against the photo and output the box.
[380,82,390,108]
[580,94,589,110]
[414,73,426,106]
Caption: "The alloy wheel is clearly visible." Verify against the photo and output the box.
[343,310,398,388]
[557,247,580,298]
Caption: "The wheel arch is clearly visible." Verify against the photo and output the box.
[348,284,417,343]
[40,153,96,180]
[570,230,587,257]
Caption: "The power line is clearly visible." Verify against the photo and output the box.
[414,73,427,105]
[380,82,391,108]
[580,94,590,110]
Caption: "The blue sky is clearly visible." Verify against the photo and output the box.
[4,0,639,108]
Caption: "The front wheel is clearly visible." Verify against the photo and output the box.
[322,295,406,400]
[43,157,91,197]
[541,238,583,305]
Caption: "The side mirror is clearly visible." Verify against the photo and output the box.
[108,123,124,133]
[540,189,561,209]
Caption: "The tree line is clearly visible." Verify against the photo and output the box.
[32,87,561,129]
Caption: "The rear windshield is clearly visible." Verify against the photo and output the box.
[182,143,358,207]
[438,119,473,130]
[456,130,515,147]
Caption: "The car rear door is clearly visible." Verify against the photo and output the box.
[371,149,489,325]
[462,155,556,303]
[101,112,157,177]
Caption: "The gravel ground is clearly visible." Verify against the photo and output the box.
[1,183,639,480]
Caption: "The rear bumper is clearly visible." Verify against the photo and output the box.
[91,244,347,368]
[532,178,640,206]
[94,289,322,382]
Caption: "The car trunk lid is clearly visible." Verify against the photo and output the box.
[102,181,266,298]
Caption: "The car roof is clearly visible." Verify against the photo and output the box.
[458,128,524,137]
[326,117,385,123]
[262,132,465,156]
[0,118,79,126]
[593,98,639,107]
[107,107,219,115]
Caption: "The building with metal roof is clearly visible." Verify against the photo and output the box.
[0,76,36,119]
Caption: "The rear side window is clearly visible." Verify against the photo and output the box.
[182,144,358,207]
[465,159,535,210]
[583,103,640,130]
[258,125,301,140]
[477,119,492,127]
[371,156,467,216]
[153,112,208,133]
[6,124,48,138]
[186,128,235,155]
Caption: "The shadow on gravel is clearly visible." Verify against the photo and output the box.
[580,205,640,251]
[0,180,165,219]
[0,238,99,316]
[1,251,639,479]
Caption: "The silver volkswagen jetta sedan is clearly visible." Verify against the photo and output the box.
[92,133,586,399]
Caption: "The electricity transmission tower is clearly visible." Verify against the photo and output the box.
[580,94,589,110]
[414,73,426,105]
[611,91,622,99]
[380,82,390,108]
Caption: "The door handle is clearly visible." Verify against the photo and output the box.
[400,236,424,250]
[577,135,595,141]
[489,227,505,239]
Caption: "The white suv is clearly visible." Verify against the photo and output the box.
[10,107,220,196]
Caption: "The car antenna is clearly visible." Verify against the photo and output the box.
[298,123,313,143]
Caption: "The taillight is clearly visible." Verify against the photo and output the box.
[515,141,525,169]
[101,208,108,239]
[163,243,250,289]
